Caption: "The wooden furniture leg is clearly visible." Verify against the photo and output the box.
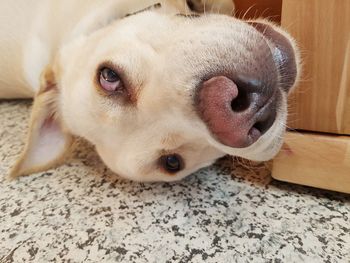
[272,132,350,193]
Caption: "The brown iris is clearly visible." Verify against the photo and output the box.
[160,154,184,174]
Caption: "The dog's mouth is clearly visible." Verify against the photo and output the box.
[247,21,298,92]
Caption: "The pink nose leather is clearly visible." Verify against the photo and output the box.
[196,76,276,148]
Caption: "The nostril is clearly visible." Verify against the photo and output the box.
[230,88,250,112]
[230,77,265,113]
[253,120,270,135]
[252,108,277,135]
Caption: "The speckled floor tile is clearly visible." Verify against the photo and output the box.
[0,101,349,263]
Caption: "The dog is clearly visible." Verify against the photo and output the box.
[0,0,300,182]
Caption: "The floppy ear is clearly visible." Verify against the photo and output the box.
[10,66,73,178]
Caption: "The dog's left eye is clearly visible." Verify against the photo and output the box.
[99,67,123,92]
[160,154,184,174]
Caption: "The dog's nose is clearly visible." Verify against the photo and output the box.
[196,75,277,148]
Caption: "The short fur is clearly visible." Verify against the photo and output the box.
[0,0,300,182]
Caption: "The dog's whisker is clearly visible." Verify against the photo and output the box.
[241,4,256,21]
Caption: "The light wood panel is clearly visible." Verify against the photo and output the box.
[234,0,282,23]
[281,0,350,134]
[272,132,350,193]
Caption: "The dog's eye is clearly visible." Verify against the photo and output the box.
[99,67,123,92]
[160,154,184,174]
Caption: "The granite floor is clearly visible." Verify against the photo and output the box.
[0,101,349,263]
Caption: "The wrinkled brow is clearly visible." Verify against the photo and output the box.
[176,13,201,18]
[124,3,162,18]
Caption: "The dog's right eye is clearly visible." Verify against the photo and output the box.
[99,67,124,92]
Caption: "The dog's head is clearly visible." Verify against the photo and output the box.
[11,3,300,182]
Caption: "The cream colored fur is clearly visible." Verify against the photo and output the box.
[0,0,300,182]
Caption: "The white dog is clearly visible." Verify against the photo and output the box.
[0,0,300,182]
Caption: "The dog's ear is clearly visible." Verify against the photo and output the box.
[10,66,73,178]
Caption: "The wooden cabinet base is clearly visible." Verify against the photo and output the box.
[272,132,350,193]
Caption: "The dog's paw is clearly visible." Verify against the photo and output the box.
[186,0,234,15]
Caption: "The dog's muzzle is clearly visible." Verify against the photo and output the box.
[195,22,297,149]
